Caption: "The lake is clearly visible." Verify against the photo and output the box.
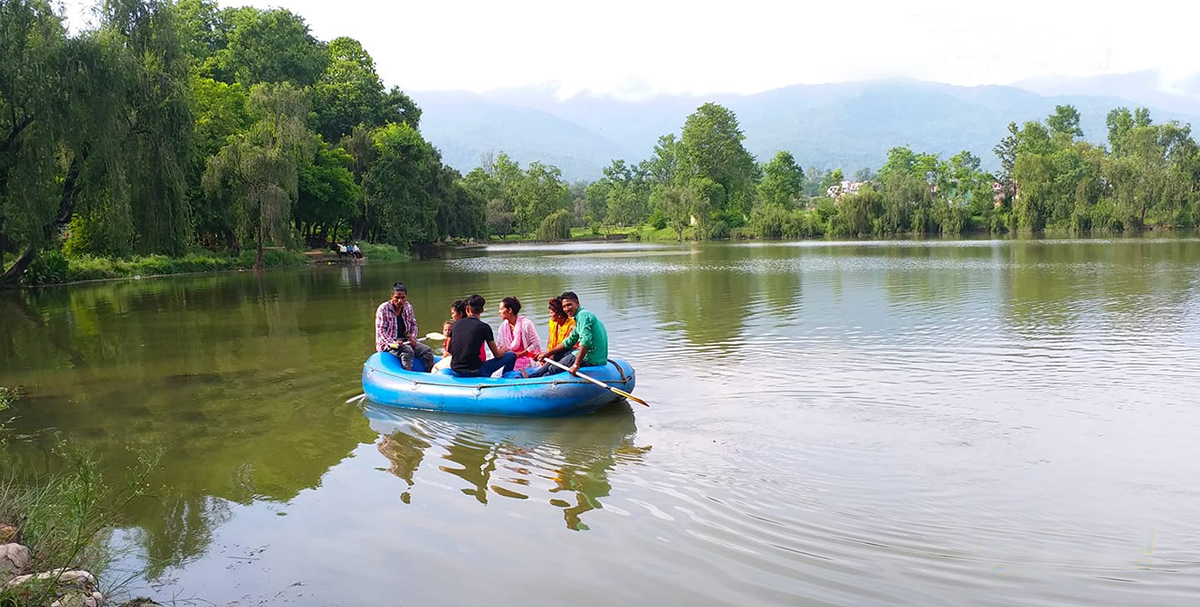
[2,236,1199,605]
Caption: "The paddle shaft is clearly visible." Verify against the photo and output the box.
[544,358,649,407]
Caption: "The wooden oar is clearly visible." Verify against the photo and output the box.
[545,359,648,407]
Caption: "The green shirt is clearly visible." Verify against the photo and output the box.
[562,308,608,366]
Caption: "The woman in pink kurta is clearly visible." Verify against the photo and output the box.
[497,296,542,370]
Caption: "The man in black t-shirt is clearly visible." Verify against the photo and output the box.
[449,294,517,377]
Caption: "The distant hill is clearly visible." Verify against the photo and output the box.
[415,78,1200,182]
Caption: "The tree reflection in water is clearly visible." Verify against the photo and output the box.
[368,402,650,530]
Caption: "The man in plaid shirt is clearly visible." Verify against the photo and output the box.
[376,282,435,372]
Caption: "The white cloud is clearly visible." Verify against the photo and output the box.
[57,0,1200,99]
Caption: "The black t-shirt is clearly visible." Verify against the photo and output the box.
[449,317,493,373]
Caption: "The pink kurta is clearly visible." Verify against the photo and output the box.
[498,315,542,370]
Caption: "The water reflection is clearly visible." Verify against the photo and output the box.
[2,235,1200,605]
[365,402,650,531]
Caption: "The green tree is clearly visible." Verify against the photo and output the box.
[174,0,221,67]
[2,0,193,283]
[536,209,572,241]
[513,161,569,233]
[829,187,882,237]
[584,179,611,223]
[295,139,359,244]
[363,122,442,246]
[878,171,927,234]
[212,8,327,86]
[1106,108,1135,156]
[678,103,758,220]
[1046,104,1083,139]
[190,74,251,248]
[202,82,312,269]
[600,159,649,227]
[311,37,418,142]
[436,168,486,240]
[645,134,681,185]
[653,184,699,240]
[757,150,805,208]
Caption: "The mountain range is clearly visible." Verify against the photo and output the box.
[413,72,1200,181]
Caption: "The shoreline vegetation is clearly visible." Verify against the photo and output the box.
[0,387,164,606]
[13,243,407,288]
[6,1,1200,288]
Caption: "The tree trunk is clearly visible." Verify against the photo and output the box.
[0,150,85,287]
[0,244,36,287]
[254,224,265,271]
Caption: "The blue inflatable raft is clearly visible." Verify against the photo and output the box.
[362,352,637,417]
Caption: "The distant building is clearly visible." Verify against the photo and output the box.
[827,180,867,199]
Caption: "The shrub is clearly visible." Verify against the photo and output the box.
[729,227,755,240]
[647,209,668,230]
[22,248,70,286]
[536,210,572,241]
[750,206,823,240]
[702,219,730,240]
[359,242,407,262]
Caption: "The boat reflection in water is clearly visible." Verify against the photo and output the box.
[363,402,651,531]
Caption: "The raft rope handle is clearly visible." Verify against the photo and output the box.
[607,359,631,383]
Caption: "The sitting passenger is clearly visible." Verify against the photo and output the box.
[375,281,435,372]
[449,294,516,377]
[524,297,576,378]
[534,291,607,376]
[497,296,542,371]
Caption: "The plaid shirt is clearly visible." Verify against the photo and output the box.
[375,300,418,352]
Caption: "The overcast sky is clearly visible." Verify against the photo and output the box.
[61,0,1200,100]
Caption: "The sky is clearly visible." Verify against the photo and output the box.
[59,0,1200,100]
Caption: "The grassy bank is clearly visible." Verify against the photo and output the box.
[19,249,308,286]
[491,225,691,244]
[12,242,409,287]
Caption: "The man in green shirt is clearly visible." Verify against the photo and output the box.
[536,291,608,375]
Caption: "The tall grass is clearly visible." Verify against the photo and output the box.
[0,388,161,605]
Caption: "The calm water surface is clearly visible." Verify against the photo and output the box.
[2,237,1199,605]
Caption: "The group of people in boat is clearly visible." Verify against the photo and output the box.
[374,282,608,378]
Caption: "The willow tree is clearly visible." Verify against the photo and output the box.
[96,0,195,256]
[202,82,310,269]
[0,0,125,285]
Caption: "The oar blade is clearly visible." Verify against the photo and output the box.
[544,359,649,407]
[612,388,649,407]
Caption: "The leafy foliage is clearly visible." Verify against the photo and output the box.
[536,209,572,241]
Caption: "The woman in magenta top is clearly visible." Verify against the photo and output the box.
[497,296,542,370]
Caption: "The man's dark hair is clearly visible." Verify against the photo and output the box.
[501,296,521,314]
[392,282,407,294]
[466,294,485,314]
[559,291,579,303]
